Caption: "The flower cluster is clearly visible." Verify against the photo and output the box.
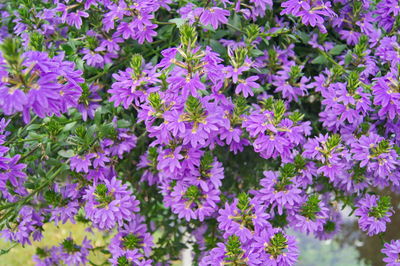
[0,40,83,123]
[33,237,92,266]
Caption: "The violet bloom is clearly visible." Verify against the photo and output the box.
[186,156,224,191]
[83,178,140,230]
[65,10,89,29]
[46,183,80,225]
[253,170,303,215]
[70,154,95,173]
[235,76,260,98]
[76,84,101,121]
[157,146,184,173]
[373,71,400,121]
[288,195,329,235]
[59,237,92,266]
[252,228,299,266]
[196,7,230,29]
[91,151,110,168]
[0,51,83,123]
[105,128,137,159]
[137,148,160,186]
[137,24,158,44]
[169,182,220,222]
[351,133,398,178]
[109,215,154,265]
[381,240,400,266]
[201,235,261,265]
[81,48,104,68]
[339,30,360,45]
[354,194,393,236]
[315,209,342,240]
[109,64,160,108]
[0,154,27,188]
[217,196,271,242]
[33,246,61,266]
[0,87,27,115]
[1,206,43,245]
[243,106,310,160]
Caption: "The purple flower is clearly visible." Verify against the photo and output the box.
[109,215,154,265]
[65,11,89,29]
[315,209,342,240]
[83,178,140,230]
[351,133,398,178]
[33,246,61,266]
[382,239,400,266]
[81,48,104,68]
[253,170,303,215]
[354,194,393,236]
[70,154,95,173]
[105,128,137,159]
[372,70,400,120]
[1,206,43,245]
[252,228,299,265]
[217,195,271,242]
[196,7,230,29]
[77,84,101,121]
[168,182,220,221]
[109,64,159,108]
[59,237,92,266]
[235,76,260,97]
[0,88,27,115]
[288,195,329,235]
[281,0,336,33]
[137,25,158,44]
[46,183,80,225]
[0,51,83,123]
[201,235,261,265]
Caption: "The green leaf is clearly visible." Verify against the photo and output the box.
[169,18,187,28]
[62,121,77,132]
[26,124,42,131]
[344,51,353,65]
[117,120,131,128]
[61,44,74,56]
[250,49,264,57]
[329,44,347,55]
[210,39,225,55]
[296,31,310,43]
[58,150,75,158]
[311,55,329,65]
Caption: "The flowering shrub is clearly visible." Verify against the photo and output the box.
[0,0,399,265]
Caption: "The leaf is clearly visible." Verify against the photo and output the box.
[61,44,74,56]
[75,58,84,70]
[26,124,42,131]
[117,119,131,128]
[62,121,77,132]
[231,13,241,29]
[94,107,102,126]
[296,31,310,43]
[0,244,17,256]
[169,18,187,28]
[210,39,225,55]
[250,49,264,57]
[58,149,75,158]
[329,44,347,55]
[344,51,353,65]
[311,55,329,65]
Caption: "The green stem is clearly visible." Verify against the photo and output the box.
[319,50,345,70]
[226,23,243,33]
[0,164,66,228]
[4,115,39,145]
